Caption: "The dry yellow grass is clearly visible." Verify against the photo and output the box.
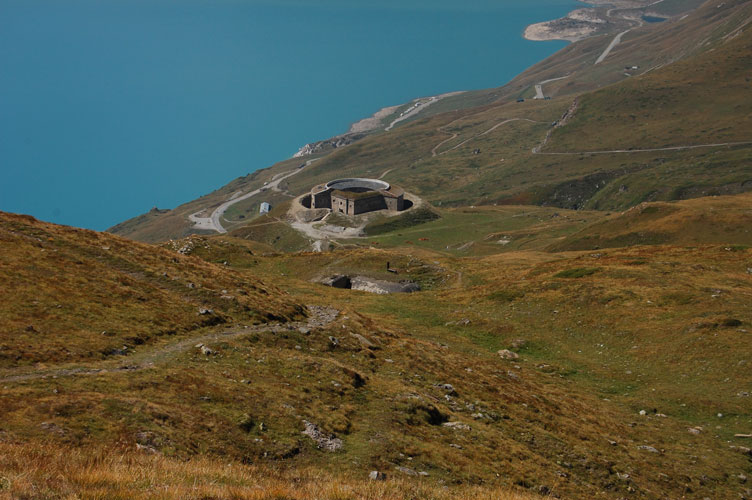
[3,212,752,498]
[550,192,752,251]
[0,443,534,500]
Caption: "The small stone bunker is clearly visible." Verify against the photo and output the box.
[310,178,406,216]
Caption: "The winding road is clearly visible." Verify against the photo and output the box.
[595,28,633,64]
[594,0,668,65]
[385,91,464,132]
[534,75,570,99]
[189,159,318,233]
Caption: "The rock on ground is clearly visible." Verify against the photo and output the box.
[302,420,343,452]
[498,349,520,360]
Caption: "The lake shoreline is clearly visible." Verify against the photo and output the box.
[523,0,652,42]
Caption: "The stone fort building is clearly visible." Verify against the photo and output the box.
[310,178,405,216]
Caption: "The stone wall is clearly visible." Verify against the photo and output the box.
[384,195,404,211]
[312,189,332,209]
[330,193,388,215]
[352,194,388,215]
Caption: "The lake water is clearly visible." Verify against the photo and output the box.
[0,0,578,230]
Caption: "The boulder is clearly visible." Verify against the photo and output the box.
[442,421,471,431]
[395,466,418,476]
[498,349,519,360]
[350,332,379,349]
[369,471,387,481]
[637,445,660,453]
[436,383,456,394]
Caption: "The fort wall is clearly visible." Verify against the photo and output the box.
[310,178,405,216]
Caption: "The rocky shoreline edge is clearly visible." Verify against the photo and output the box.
[524,7,610,42]
[523,0,666,42]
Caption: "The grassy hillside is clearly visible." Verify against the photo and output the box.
[550,192,752,251]
[6,225,752,497]
[501,0,752,102]
[545,18,752,152]
[5,1,752,497]
[0,211,303,368]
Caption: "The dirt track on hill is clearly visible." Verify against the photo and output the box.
[432,118,541,157]
[0,306,339,384]
[535,140,752,155]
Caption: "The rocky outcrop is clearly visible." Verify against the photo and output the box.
[302,420,343,452]
[318,275,420,294]
[293,133,366,158]
[350,277,420,295]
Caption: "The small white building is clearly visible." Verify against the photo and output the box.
[259,202,271,214]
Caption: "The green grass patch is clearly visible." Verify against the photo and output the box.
[725,245,749,252]
[659,292,696,306]
[553,267,600,279]
[487,289,525,302]
[364,207,441,236]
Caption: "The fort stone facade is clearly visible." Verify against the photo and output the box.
[310,178,405,216]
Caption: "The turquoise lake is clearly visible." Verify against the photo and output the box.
[0,0,578,230]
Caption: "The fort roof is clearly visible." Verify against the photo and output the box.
[382,185,404,198]
[325,178,390,192]
[331,189,385,200]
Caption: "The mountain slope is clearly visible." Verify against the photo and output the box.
[549,192,752,251]
[544,19,752,151]
[0,211,303,367]
[109,0,752,244]
[4,221,752,498]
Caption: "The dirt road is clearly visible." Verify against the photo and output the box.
[190,159,318,233]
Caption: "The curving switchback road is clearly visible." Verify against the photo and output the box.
[189,159,318,233]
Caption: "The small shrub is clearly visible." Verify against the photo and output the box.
[487,289,525,302]
[396,402,449,426]
[554,267,600,279]
[625,259,647,266]
[659,292,695,306]
[722,318,742,327]
[239,414,255,432]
